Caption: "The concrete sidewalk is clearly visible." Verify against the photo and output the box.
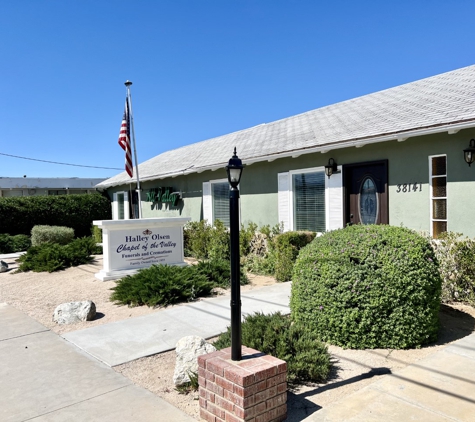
[0,303,193,422]
[63,282,292,366]
[301,333,475,422]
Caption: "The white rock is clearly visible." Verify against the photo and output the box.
[0,261,8,273]
[173,335,216,386]
[53,301,96,325]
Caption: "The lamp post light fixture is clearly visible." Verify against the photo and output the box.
[463,139,475,167]
[325,158,338,178]
[226,147,245,361]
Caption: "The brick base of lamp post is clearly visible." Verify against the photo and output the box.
[198,346,287,422]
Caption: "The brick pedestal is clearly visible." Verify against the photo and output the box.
[198,346,287,422]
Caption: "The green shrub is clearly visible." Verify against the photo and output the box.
[184,220,212,259]
[430,232,475,306]
[213,312,331,383]
[110,264,214,307]
[92,225,103,244]
[291,225,442,349]
[208,220,230,261]
[241,223,283,276]
[240,222,258,257]
[0,234,31,253]
[0,193,111,238]
[17,237,96,272]
[31,225,75,246]
[194,259,248,288]
[273,231,316,282]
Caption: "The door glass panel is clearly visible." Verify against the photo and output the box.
[359,177,378,224]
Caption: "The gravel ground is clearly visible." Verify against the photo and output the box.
[1,255,474,421]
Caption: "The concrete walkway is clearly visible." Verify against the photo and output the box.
[0,303,193,422]
[2,279,475,421]
[301,333,475,421]
[63,282,292,366]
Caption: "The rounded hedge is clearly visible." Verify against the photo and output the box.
[290,225,442,349]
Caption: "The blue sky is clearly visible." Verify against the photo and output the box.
[2,1,475,179]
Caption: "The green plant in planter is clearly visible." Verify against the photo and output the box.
[291,225,442,349]
[213,312,331,383]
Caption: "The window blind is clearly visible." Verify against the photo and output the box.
[293,171,325,232]
[212,182,230,228]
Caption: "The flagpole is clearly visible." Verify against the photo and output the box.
[124,80,143,219]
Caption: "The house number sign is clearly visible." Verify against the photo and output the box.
[396,183,422,193]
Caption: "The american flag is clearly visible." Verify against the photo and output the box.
[118,98,133,178]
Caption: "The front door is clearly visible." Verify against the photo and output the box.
[344,160,388,226]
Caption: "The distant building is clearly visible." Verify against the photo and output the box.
[0,177,106,197]
[97,65,475,238]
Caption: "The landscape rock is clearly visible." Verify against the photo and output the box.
[0,261,8,273]
[53,301,96,325]
[173,335,216,386]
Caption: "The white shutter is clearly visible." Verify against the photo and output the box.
[202,182,212,223]
[112,193,118,220]
[325,166,343,231]
[123,191,130,220]
[278,172,290,232]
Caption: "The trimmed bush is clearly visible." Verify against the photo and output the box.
[430,232,475,306]
[194,259,248,288]
[274,231,316,282]
[213,312,331,383]
[0,193,111,238]
[184,219,230,261]
[31,225,75,246]
[110,264,214,307]
[17,237,96,272]
[0,234,31,253]
[291,225,442,349]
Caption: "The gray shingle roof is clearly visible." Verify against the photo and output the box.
[98,65,475,188]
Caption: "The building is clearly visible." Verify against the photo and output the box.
[97,65,475,238]
[0,177,106,197]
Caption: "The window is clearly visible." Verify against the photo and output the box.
[278,167,342,233]
[113,191,130,220]
[430,155,447,238]
[202,180,230,227]
[212,182,230,227]
[292,170,326,232]
[48,190,67,195]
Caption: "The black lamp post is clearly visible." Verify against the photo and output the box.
[226,147,244,361]
[463,139,475,167]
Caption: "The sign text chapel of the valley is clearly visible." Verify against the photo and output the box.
[93,217,190,281]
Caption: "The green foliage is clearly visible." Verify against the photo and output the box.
[184,220,212,259]
[194,259,248,288]
[241,223,283,276]
[183,219,230,261]
[175,371,199,394]
[213,312,331,383]
[31,225,75,247]
[291,225,442,349]
[429,232,475,306]
[273,231,316,282]
[17,237,96,272]
[0,193,111,238]
[240,222,258,257]
[92,225,103,244]
[208,220,230,261]
[110,264,215,307]
[0,234,31,253]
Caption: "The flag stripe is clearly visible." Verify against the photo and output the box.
[118,98,133,178]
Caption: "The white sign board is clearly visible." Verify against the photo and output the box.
[93,217,190,281]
